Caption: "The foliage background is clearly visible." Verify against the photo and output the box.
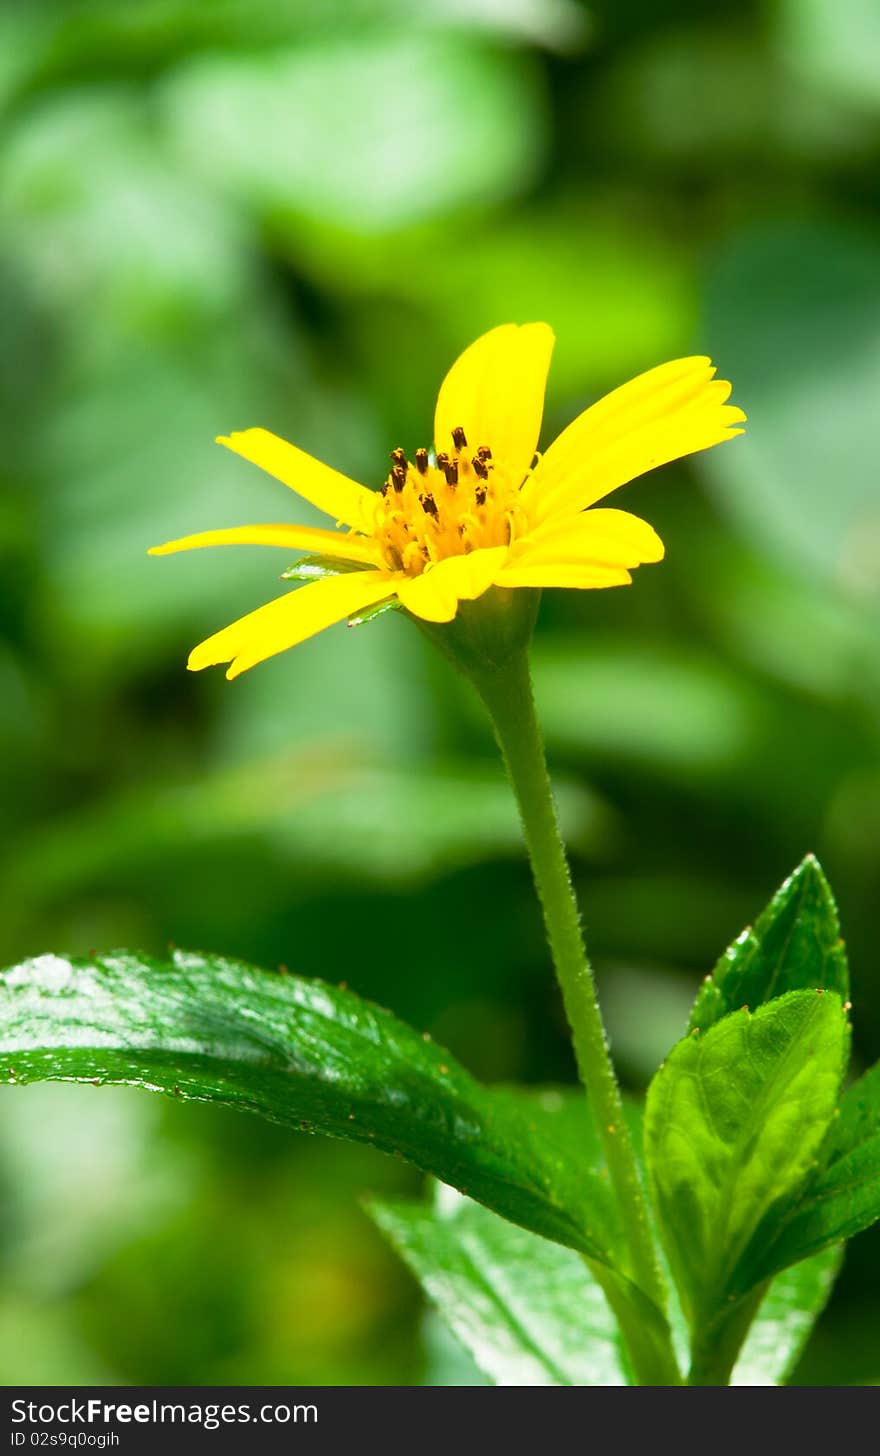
[1,0,879,1385]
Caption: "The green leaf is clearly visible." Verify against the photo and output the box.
[645,990,849,1329]
[0,951,622,1271]
[369,1186,630,1387]
[381,1106,839,1387]
[759,1061,880,1276]
[659,1243,843,1386]
[689,855,849,1033]
[731,1246,843,1386]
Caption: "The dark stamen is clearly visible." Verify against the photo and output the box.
[420,494,439,518]
[390,447,407,469]
[414,448,429,474]
[435,451,450,473]
[443,459,459,486]
[472,456,489,480]
[381,482,391,497]
[477,445,492,461]
[475,485,487,506]
[451,426,467,451]
[391,465,406,492]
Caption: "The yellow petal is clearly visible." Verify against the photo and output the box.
[511,508,664,569]
[188,569,396,679]
[149,523,380,565]
[396,546,509,624]
[217,429,378,532]
[493,563,632,590]
[434,324,554,485]
[522,357,745,524]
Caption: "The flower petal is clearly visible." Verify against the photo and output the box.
[188,569,396,679]
[217,429,378,532]
[522,357,745,524]
[493,563,632,590]
[434,324,554,485]
[510,508,664,569]
[149,523,381,565]
[396,546,509,624]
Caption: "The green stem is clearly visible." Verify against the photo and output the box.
[588,1260,682,1388]
[686,1286,767,1387]
[462,640,678,1382]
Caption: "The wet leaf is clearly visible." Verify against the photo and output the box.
[0,951,623,1270]
[689,855,848,1033]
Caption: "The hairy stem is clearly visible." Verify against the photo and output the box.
[463,641,679,1383]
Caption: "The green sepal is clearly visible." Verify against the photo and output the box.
[348,597,401,628]
[277,555,399,623]
[279,554,367,582]
[416,586,541,676]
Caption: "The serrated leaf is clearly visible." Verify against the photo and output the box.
[689,856,848,1034]
[730,1246,843,1385]
[0,950,624,1271]
[373,1110,842,1388]
[646,990,849,1332]
[369,1186,630,1387]
[758,1061,880,1276]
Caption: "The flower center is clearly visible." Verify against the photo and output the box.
[372,427,526,576]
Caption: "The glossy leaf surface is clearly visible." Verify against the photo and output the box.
[0,951,622,1267]
[689,856,848,1034]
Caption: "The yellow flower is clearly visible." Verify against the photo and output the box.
[150,324,744,679]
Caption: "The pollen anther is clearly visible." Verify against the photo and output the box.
[374,435,519,576]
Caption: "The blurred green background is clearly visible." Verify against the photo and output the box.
[2,0,879,1387]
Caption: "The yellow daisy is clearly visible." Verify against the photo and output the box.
[150,324,745,679]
